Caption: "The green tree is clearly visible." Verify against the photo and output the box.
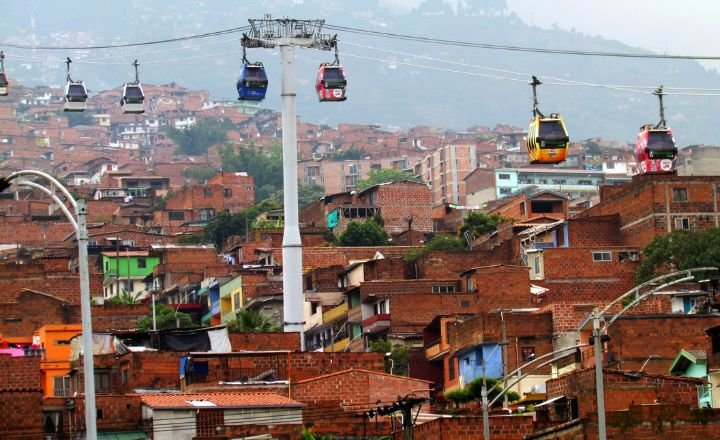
[106,289,144,305]
[227,309,281,333]
[337,219,388,246]
[585,140,602,155]
[176,233,209,245]
[356,168,424,191]
[331,146,366,160]
[460,212,512,238]
[370,339,409,376]
[220,143,283,201]
[64,111,95,127]
[425,234,467,251]
[272,184,326,210]
[636,228,720,284]
[182,166,218,183]
[202,199,280,249]
[167,119,232,156]
[445,377,520,408]
[138,304,194,330]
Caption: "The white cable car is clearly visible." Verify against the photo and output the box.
[64,81,88,112]
[121,60,145,114]
[63,58,88,112]
[0,51,8,96]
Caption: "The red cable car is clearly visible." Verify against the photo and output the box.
[315,64,347,102]
[635,86,678,175]
[635,125,677,174]
[0,51,8,96]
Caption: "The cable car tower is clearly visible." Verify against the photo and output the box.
[244,16,335,351]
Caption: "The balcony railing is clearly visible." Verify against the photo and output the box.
[186,365,289,385]
[324,337,350,352]
[322,303,348,324]
[362,313,391,334]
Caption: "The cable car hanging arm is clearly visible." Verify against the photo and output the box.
[0,51,5,73]
[332,34,340,65]
[530,75,544,119]
[132,59,140,84]
[654,85,667,129]
[65,57,73,83]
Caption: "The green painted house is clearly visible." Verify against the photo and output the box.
[101,251,159,300]
[669,349,712,408]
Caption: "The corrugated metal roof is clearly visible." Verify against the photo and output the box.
[141,392,304,409]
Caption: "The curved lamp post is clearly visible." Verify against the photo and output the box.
[1,170,97,440]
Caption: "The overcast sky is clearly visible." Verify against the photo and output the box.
[386,0,720,70]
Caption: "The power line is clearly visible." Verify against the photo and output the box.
[0,26,250,50]
[324,23,720,61]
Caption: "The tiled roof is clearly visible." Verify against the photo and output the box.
[141,392,304,409]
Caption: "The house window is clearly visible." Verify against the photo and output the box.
[53,376,71,397]
[199,208,215,221]
[311,303,319,315]
[432,285,457,293]
[203,188,213,197]
[374,300,388,315]
[534,255,541,275]
[675,217,690,230]
[712,333,720,354]
[233,292,240,307]
[466,276,474,292]
[223,188,232,198]
[448,358,456,380]
[592,251,612,262]
[169,211,185,221]
[123,281,134,292]
[672,188,688,202]
[498,173,511,180]
[618,251,639,262]
[94,371,112,394]
[122,239,134,247]
[521,346,536,361]
[137,258,147,269]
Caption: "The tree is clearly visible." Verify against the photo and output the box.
[370,339,409,376]
[337,219,388,246]
[106,289,144,305]
[166,119,232,156]
[182,166,218,183]
[585,140,602,155]
[64,111,95,127]
[356,168,424,191]
[138,304,194,330]
[460,212,512,238]
[425,234,467,251]
[220,143,283,201]
[202,199,280,249]
[445,377,520,408]
[636,228,720,284]
[227,309,281,333]
[331,146,366,160]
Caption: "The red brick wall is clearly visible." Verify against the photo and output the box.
[0,222,75,247]
[606,314,720,374]
[546,368,701,420]
[370,181,433,234]
[469,265,535,312]
[567,215,623,247]
[0,390,43,438]
[578,175,720,248]
[418,246,515,280]
[0,354,42,389]
[229,332,300,351]
[407,414,535,439]
[73,394,144,433]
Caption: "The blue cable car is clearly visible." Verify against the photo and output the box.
[236,63,268,101]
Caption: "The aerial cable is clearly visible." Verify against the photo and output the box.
[0,26,250,50]
[323,23,720,61]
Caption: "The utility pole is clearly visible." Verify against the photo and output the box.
[593,307,607,440]
[244,16,336,351]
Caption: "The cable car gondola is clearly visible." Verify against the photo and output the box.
[236,39,268,101]
[0,52,8,96]
[525,76,569,164]
[121,60,145,114]
[315,38,347,102]
[63,58,88,112]
[635,87,678,174]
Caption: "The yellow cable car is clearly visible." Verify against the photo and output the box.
[526,114,569,164]
[525,76,569,165]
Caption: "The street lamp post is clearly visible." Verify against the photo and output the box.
[1,170,97,440]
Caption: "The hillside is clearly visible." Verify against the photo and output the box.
[1,0,718,146]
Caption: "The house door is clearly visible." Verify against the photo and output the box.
[196,409,224,437]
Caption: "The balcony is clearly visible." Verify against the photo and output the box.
[347,306,362,323]
[324,337,350,352]
[322,303,348,324]
[362,313,391,334]
[425,338,449,362]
